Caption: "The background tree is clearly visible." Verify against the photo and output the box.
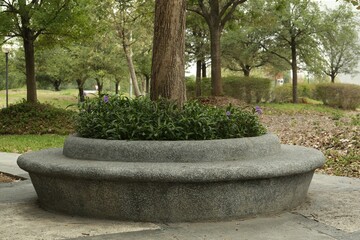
[317,4,360,83]
[221,0,274,77]
[36,46,72,91]
[151,0,186,105]
[187,0,248,96]
[0,0,91,103]
[186,11,210,97]
[261,0,321,103]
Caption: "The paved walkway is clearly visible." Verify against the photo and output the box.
[1,152,360,240]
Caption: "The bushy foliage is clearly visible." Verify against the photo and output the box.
[0,101,76,135]
[314,83,360,110]
[76,96,266,140]
[186,76,271,103]
[272,84,315,103]
[223,76,272,103]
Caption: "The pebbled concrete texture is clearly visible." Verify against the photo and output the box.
[16,141,325,222]
[0,151,359,240]
[63,133,282,162]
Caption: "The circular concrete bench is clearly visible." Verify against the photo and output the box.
[17,134,325,222]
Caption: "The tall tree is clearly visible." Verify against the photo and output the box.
[261,0,321,103]
[188,0,248,96]
[317,4,360,83]
[151,0,186,106]
[0,0,91,103]
[221,0,274,76]
[186,11,210,97]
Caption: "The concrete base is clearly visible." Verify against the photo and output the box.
[17,134,325,222]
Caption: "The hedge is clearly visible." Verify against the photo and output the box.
[314,83,360,110]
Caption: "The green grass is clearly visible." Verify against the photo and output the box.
[0,88,79,109]
[0,134,67,153]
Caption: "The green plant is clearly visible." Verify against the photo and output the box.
[272,84,316,103]
[0,100,76,135]
[314,83,360,110]
[76,96,266,140]
[0,134,67,153]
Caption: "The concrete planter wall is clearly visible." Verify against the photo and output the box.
[17,134,325,222]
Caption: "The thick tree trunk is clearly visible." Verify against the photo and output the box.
[53,80,61,91]
[243,65,251,77]
[202,60,207,78]
[291,39,298,104]
[209,25,223,96]
[23,29,37,103]
[76,79,85,102]
[331,74,336,83]
[151,0,186,106]
[196,59,202,97]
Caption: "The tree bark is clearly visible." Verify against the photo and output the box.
[242,65,251,77]
[23,29,37,103]
[291,38,298,104]
[209,25,223,96]
[122,37,142,97]
[95,79,103,95]
[76,79,85,102]
[145,74,150,95]
[115,81,120,95]
[53,80,61,91]
[196,59,202,97]
[151,0,186,106]
[202,60,207,78]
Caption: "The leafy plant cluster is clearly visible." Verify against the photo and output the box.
[187,76,272,103]
[0,101,76,135]
[314,83,360,110]
[272,84,315,103]
[76,96,266,140]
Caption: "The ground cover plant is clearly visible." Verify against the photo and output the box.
[0,101,76,135]
[76,96,266,140]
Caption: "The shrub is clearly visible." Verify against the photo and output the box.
[186,77,211,99]
[272,84,316,103]
[314,83,360,110]
[186,76,272,103]
[0,101,76,135]
[76,96,266,140]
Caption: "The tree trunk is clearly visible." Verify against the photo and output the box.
[123,38,142,97]
[291,39,298,104]
[151,0,186,106]
[196,59,202,97]
[76,79,85,102]
[202,60,207,78]
[95,79,103,95]
[115,81,120,95]
[243,65,251,77]
[23,29,37,103]
[145,74,150,95]
[209,25,223,96]
[331,73,336,83]
[53,80,61,91]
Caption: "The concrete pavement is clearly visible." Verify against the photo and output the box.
[1,152,360,240]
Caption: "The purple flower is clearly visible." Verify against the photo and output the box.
[226,111,231,117]
[104,95,109,103]
[255,106,262,115]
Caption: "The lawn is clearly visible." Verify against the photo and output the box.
[0,88,79,109]
[0,134,67,153]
